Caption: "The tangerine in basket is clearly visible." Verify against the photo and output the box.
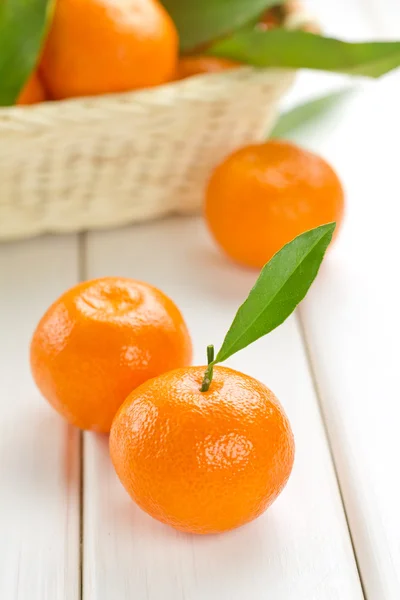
[30,277,192,432]
[17,73,46,105]
[40,0,178,99]
[257,6,281,30]
[205,140,344,269]
[110,365,294,534]
[175,56,239,80]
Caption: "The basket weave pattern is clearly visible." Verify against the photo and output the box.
[1,0,319,240]
[0,67,295,240]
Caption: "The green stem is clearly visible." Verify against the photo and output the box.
[200,345,215,392]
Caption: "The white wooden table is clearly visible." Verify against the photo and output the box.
[1,1,399,598]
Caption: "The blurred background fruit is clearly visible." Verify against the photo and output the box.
[17,72,47,105]
[175,56,239,80]
[1,0,398,242]
[205,140,344,268]
[257,6,281,30]
[40,0,178,99]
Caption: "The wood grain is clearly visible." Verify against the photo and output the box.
[0,1,396,598]
[298,74,400,600]
[82,218,363,599]
[0,236,81,599]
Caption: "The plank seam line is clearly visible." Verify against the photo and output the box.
[295,309,367,600]
[78,232,87,600]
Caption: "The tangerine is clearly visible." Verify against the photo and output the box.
[40,0,178,99]
[175,56,239,80]
[205,140,344,269]
[257,7,281,30]
[17,73,46,105]
[110,365,294,534]
[30,277,192,432]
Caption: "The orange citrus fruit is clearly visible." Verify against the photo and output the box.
[205,140,344,269]
[257,7,281,30]
[40,0,178,99]
[110,365,294,534]
[30,277,192,432]
[17,73,46,105]
[175,56,239,80]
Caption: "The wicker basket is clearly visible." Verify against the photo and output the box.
[0,5,313,241]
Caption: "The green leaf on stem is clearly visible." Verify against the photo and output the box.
[160,0,286,52]
[0,0,55,106]
[209,29,400,77]
[215,223,335,364]
[270,88,355,139]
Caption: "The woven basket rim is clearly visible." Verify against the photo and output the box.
[2,66,293,112]
[0,68,296,136]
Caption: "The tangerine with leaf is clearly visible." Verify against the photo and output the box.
[110,224,335,534]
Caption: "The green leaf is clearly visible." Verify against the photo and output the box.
[161,0,286,52]
[0,0,55,106]
[270,88,355,139]
[215,224,335,364]
[209,29,400,77]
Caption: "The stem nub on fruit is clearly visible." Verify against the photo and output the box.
[200,345,214,392]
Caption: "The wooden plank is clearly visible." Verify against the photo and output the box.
[0,236,81,600]
[83,217,363,599]
[298,74,400,600]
